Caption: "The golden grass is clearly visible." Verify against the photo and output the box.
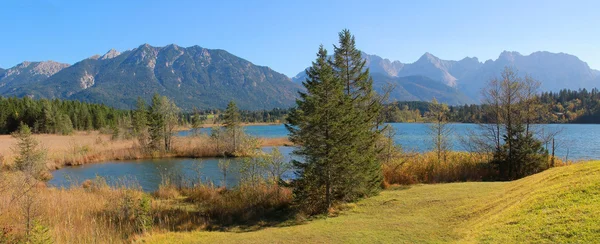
[258,137,293,147]
[383,151,574,185]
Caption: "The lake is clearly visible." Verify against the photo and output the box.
[51,123,600,191]
[178,123,600,160]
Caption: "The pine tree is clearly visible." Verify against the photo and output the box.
[287,45,345,213]
[223,101,241,153]
[12,123,47,179]
[133,97,150,148]
[191,107,205,136]
[148,94,164,151]
[147,94,179,152]
[332,29,384,199]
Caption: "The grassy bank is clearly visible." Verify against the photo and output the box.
[0,131,291,170]
[143,161,600,243]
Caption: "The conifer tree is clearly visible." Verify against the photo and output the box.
[288,30,385,214]
[223,101,241,153]
[147,94,179,152]
[287,45,345,213]
[133,97,149,148]
[332,29,384,199]
[148,94,166,151]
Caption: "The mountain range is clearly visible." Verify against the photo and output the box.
[294,51,600,101]
[1,44,599,110]
[0,44,300,110]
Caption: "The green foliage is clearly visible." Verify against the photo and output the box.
[0,96,125,135]
[332,29,384,200]
[449,88,600,124]
[111,190,153,235]
[209,101,258,156]
[223,101,242,153]
[239,157,267,188]
[147,93,180,152]
[492,124,549,180]
[11,123,47,180]
[28,221,53,244]
[288,30,385,214]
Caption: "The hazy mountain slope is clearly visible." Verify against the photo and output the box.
[371,73,473,105]
[295,51,600,103]
[458,51,600,99]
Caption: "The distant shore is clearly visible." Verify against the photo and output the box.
[0,131,292,170]
[174,122,283,131]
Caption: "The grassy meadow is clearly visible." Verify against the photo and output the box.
[143,161,600,243]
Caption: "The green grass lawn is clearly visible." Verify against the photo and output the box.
[141,161,600,243]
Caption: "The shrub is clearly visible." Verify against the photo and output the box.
[106,190,152,236]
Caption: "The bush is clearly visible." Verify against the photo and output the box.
[106,190,152,236]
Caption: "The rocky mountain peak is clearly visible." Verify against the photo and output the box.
[100,49,121,60]
[4,61,69,77]
[498,51,522,62]
[31,61,70,76]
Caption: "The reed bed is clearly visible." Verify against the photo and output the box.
[0,132,291,171]
[382,151,574,186]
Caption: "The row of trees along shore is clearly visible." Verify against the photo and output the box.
[0,97,290,136]
[383,87,600,123]
[1,86,599,136]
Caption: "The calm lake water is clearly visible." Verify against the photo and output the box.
[49,147,296,192]
[51,123,600,191]
[178,123,600,160]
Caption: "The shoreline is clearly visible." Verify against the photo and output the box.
[175,122,283,131]
[0,131,293,171]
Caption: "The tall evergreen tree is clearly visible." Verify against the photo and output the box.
[332,29,384,199]
[147,93,179,152]
[223,101,241,153]
[133,97,150,148]
[287,45,346,213]
[288,30,385,214]
[148,93,166,151]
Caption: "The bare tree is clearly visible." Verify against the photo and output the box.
[218,159,231,188]
[427,98,452,165]
[477,67,549,179]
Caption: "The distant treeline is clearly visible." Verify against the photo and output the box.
[2,87,599,135]
[0,96,126,135]
[0,96,291,135]
[383,88,600,124]
[180,108,290,125]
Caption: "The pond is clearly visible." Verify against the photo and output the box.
[49,147,296,192]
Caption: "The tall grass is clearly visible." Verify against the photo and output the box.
[181,184,293,228]
[383,151,573,185]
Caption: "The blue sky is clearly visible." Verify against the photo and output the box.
[1,0,598,76]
